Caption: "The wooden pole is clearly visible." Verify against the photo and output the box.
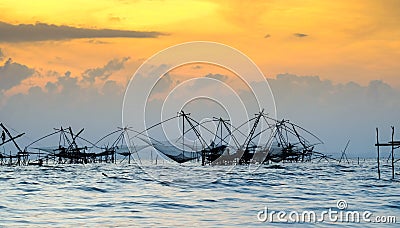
[391,126,395,179]
[376,128,381,179]
[182,112,185,160]
[0,123,24,152]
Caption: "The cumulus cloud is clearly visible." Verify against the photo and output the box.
[0,70,125,143]
[102,80,123,95]
[138,71,234,105]
[1,60,399,158]
[82,57,130,84]
[180,73,231,94]
[151,73,174,94]
[205,73,228,82]
[0,58,35,91]
[0,21,167,43]
[53,71,81,93]
[293,33,308,38]
[268,73,400,157]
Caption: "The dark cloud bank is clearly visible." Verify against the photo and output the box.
[0,21,166,42]
[0,58,399,157]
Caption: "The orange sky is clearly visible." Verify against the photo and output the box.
[1,0,400,91]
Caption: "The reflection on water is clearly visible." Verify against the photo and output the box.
[0,160,399,227]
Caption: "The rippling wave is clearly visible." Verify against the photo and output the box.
[0,159,399,227]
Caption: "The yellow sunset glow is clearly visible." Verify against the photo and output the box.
[1,0,399,89]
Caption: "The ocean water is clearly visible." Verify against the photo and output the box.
[0,159,399,227]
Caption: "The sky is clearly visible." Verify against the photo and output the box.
[0,0,399,158]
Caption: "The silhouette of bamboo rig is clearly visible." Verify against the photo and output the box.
[375,127,399,180]
[0,123,27,166]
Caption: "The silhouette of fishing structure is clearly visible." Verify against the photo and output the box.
[129,110,325,166]
[339,140,351,164]
[216,110,325,165]
[25,127,96,165]
[0,123,28,166]
[0,124,151,166]
[375,127,399,179]
[131,111,229,165]
[93,127,150,164]
[1,109,327,166]
[23,126,151,165]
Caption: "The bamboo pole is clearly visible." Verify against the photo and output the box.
[391,126,395,179]
[376,128,381,179]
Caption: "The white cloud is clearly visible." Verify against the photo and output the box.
[0,58,35,91]
[0,58,129,143]
[82,57,130,85]
[1,61,399,158]
[268,73,400,157]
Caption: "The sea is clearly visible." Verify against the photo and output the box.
[0,159,399,227]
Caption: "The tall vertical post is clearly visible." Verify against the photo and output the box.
[220,119,223,146]
[376,128,381,179]
[182,112,185,160]
[391,126,395,179]
[201,149,205,166]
